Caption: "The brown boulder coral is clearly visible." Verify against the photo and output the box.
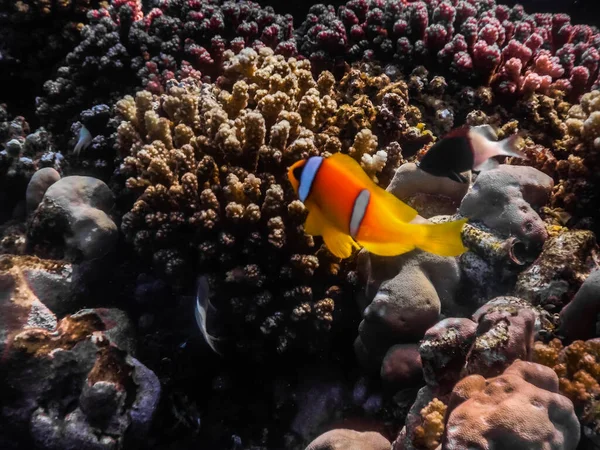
[115,47,405,357]
[305,429,391,450]
[442,360,580,450]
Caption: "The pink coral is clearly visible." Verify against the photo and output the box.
[443,360,580,449]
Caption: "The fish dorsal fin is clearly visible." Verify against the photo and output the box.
[327,152,418,223]
[304,199,359,258]
[471,124,498,141]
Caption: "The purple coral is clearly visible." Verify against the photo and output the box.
[295,0,600,101]
[36,0,296,136]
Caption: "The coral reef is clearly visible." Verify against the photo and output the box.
[4,0,600,447]
[559,268,600,342]
[25,167,61,215]
[35,0,297,135]
[442,360,580,449]
[0,306,160,450]
[459,164,553,251]
[27,175,118,261]
[296,0,600,102]
[0,106,63,223]
[387,162,469,218]
[354,247,461,373]
[515,229,599,310]
[114,47,409,357]
[0,0,102,115]
[533,338,600,446]
[306,428,391,450]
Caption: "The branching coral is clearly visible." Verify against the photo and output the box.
[533,338,600,442]
[36,0,297,136]
[0,0,103,115]
[114,48,399,358]
[0,105,63,224]
[412,398,446,450]
[296,0,600,102]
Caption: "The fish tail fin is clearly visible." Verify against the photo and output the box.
[412,218,468,257]
[497,133,526,159]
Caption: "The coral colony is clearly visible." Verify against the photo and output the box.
[1,0,600,449]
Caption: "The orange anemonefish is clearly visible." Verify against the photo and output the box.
[287,152,468,259]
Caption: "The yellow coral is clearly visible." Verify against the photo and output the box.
[413,398,447,450]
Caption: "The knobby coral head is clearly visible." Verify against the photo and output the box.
[114,47,407,358]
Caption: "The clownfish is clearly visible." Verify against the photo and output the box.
[417,124,526,183]
[287,152,468,259]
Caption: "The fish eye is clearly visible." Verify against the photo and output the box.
[293,165,304,180]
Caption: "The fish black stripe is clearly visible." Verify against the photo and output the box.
[299,156,324,202]
[350,189,371,238]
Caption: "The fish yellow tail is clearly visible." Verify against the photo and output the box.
[413,218,468,257]
[359,218,468,257]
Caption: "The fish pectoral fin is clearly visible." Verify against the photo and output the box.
[322,224,360,259]
[303,201,359,258]
[473,157,499,172]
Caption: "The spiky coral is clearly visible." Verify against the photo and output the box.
[296,0,600,102]
[115,47,405,357]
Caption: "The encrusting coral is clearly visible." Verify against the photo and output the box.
[114,47,410,357]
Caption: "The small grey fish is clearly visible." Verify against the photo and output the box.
[73,125,93,157]
[194,275,223,355]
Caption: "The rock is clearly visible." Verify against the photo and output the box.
[443,360,580,449]
[306,429,391,450]
[387,163,469,218]
[25,167,60,214]
[391,386,437,450]
[355,249,461,373]
[465,297,537,378]
[514,230,600,310]
[27,176,118,261]
[381,343,423,391]
[559,268,600,342]
[459,164,552,249]
[0,308,159,450]
[419,318,477,394]
[0,255,58,357]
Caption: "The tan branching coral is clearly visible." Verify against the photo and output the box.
[533,338,600,441]
[413,398,446,450]
[114,47,403,357]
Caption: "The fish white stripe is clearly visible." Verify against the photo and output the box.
[299,156,324,202]
[350,189,370,238]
